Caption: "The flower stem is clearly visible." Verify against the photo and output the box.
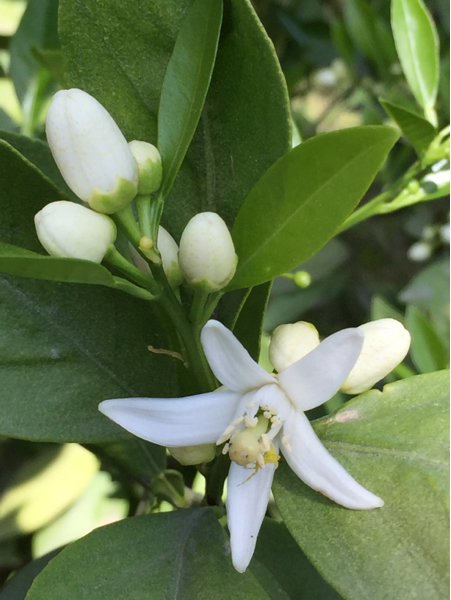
[338,160,425,233]
[105,246,161,297]
[135,194,153,239]
[152,263,217,392]
[112,203,142,246]
[112,276,155,301]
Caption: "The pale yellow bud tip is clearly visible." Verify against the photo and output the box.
[340,318,411,395]
[269,321,320,372]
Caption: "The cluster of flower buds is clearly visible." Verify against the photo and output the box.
[36,88,237,294]
[269,318,411,395]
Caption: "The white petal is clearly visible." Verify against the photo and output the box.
[278,328,364,411]
[281,410,383,510]
[98,390,239,446]
[201,320,275,393]
[227,460,276,572]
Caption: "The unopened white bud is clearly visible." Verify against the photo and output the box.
[269,321,320,372]
[179,212,237,291]
[35,201,116,262]
[340,319,411,395]
[46,89,138,214]
[169,444,215,465]
[129,226,183,288]
[128,140,162,195]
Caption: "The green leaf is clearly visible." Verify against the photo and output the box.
[0,549,61,600]
[254,519,342,600]
[380,99,436,155]
[59,0,291,239]
[231,284,271,361]
[274,371,450,600]
[391,0,440,114]
[399,258,450,348]
[406,305,449,372]
[344,0,396,72]
[26,510,276,599]
[229,126,399,290]
[0,275,178,442]
[0,445,98,541]
[0,243,117,287]
[0,131,76,199]
[158,0,223,199]
[0,139,72,255]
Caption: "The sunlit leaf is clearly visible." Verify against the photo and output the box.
[229,126,398,290]
[391,0,439,114]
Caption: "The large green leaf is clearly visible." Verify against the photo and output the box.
[229,126,399,290]
[274,371,450,600]
[58,0,291,238]
[0,275,178,442]
[254,519,341,600]
[158,0,223,199]
[391,0,439,114]
[380,99,436,155]
[25,510,278,599]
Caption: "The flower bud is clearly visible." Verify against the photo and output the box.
[46,89,138,214]
[269,322,320,372]
[128,141,163,195]
[340,319,411,395]
[169,444,215,465]
[35,201,117,262]
[129,226,183,288]
[178,212,237,291]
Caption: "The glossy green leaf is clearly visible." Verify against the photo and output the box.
[229,126,399,290]
[158,0,222,199]
[0,445,97,541]
[380,99,436,155]
[26,510,276,599]
[254,519,341,600]
[59,0,291,239]
[391,0,439,113]
[406,305,448,372]
[0,243,117,287]
[274,371,450,600]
